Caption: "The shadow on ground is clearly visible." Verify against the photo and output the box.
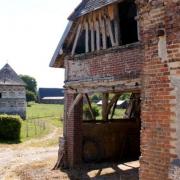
[61,161,139,180]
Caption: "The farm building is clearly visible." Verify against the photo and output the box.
[38,88,64,104]
[0,64,26,119]
[50,0,180,179]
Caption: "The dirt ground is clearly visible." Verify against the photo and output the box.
[0,127,139,180]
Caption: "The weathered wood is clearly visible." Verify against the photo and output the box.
[99,14,107,49]
[113,5,121,45]
[110,98,118,119]
[89,17,95,52]
[85,21,89,53]
[105,94,121,120]
[106,17,116,47]
[67,94,83,117]
[95,20,100,51]
[85,93,95,120]
[71,23,82,56]
[102,93,109,120]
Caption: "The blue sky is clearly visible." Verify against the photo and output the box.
[0,0,81,88]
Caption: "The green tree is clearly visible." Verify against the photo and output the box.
[83,104,100,120]
[20,75,37,94]
[26,90,36,102]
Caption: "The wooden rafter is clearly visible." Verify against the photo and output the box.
[95,18,100,51]
[99,13,107,49]
[85,94,95,120]
[102,93,109,120]
[85,21,89,53]
[71,23,82,56]
[105,94,121,120]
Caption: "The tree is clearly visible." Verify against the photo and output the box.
[26,90,36,102]
[20,75,37,94]
[20,75,38,102]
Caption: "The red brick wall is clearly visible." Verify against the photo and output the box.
[139,1,176,179]
[64,92,83,167]
[65,43,143,83]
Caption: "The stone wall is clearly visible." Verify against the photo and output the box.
[0,85,26,119]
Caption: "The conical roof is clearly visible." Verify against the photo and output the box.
[0,64,25,86]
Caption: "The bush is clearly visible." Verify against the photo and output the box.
[0,115,22,141]
[83,104,100,120]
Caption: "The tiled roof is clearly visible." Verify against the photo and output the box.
[68,0,119,20]
[0,64,25,86]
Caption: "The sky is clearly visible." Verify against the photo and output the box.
[0,0,81,88]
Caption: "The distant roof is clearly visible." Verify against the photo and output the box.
[0,64,25,86]
[42,97,64,100]
[97,100,125,106]
[68,0,119,20]
[38,88,64,99]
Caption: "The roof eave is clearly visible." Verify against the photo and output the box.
[49,21,73,68]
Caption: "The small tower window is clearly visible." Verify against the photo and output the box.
[0,93,2,98]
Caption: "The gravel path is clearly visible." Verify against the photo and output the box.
[0,127,60,180]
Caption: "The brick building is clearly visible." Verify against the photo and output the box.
[50,0,180,179]
[0,64,26,119]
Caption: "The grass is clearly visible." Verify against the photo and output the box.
[20,103,64,142]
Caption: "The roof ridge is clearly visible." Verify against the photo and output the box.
[0,64,25,86]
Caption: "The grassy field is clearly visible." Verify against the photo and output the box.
[20,103,64,142]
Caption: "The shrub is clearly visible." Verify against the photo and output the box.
[0,115,22,141]
[83,104,100,120]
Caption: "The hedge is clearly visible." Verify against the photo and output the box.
[0,115,22,141]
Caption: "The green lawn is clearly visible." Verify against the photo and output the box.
[20,103,64,142]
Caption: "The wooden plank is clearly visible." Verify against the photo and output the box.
[95,20,100,51]
[99,13,107,49]
[85,21,89,53]
[89,15,95,52]
[113,5,121,46]
[85,94,95,120]
[110,98,118,119]
[108,5,115,21]
[106,17,116,47]
[67,94,83,117]
[102,93,109,120]
[105,94,121,120]
[71,23,82,56]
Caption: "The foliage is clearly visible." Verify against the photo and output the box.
[26,90,37,102]
[90,93,101,102]
[0,115,22,141]
[83,104,100,120]
[20,75,37,94]
[120,93,131,100]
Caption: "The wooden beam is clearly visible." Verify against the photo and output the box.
[110,98,118,119]
[105,94,121,120]
[88,14,95,52]
[85,94,95,120]
[99,14,107,49]
[95,20,100,51]
[102,93,109,120]
[113,5,121,46]
[71,23,82,56]
[85,21,89,53]
[67,94,83,117]
[106,17,116,47]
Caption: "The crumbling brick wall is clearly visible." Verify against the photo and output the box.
[139,0,180,179]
